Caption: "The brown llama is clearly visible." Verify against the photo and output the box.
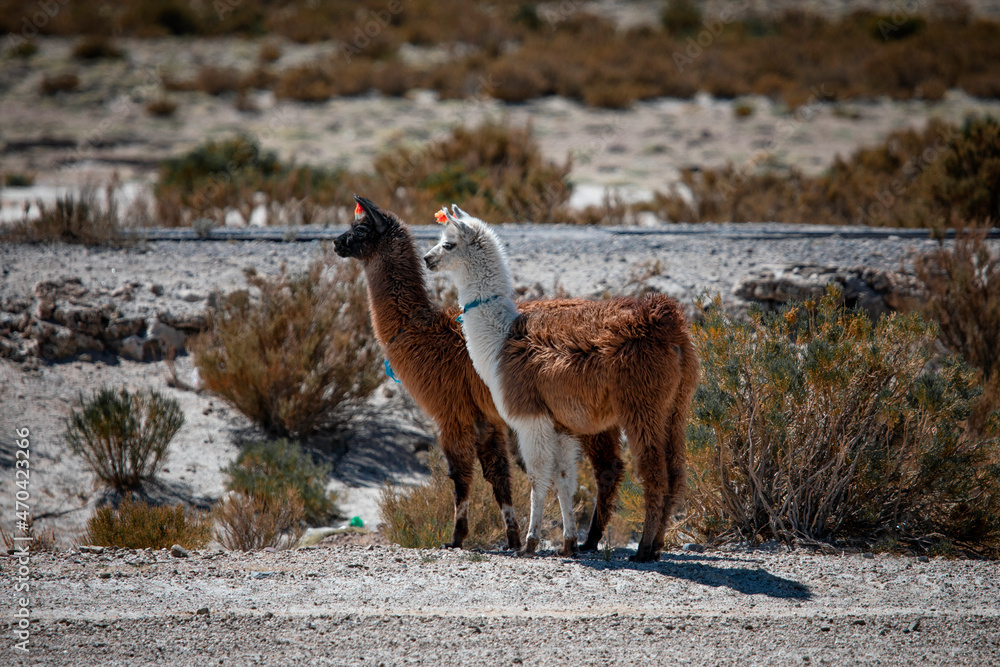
[425,205,699,562]
[334,196,623,552]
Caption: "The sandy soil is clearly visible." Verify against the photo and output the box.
[5,543,1000,665]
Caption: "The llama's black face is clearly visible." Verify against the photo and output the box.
[333,195,391,260]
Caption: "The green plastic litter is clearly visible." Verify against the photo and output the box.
[349,516,364,528]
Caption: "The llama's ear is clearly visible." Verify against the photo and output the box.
[445,208,475,240]
[354,194,390,233]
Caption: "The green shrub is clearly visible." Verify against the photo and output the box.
[192,253,381,437]
[222,439,338,525]
[85,497,211,549]
[65,387,184,493]
[685,287,1000,552]
[214,489,305,551]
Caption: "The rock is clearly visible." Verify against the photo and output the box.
[196,607,210,616]
[79,545,105,554]
[917,555,929,563]
[98,571,112,579]
[733,264,923,320]
[118,335,147,362]
[106,316,146,340]
[150,283,165,296]
[177,289,206,303]
[681,543,706,553]
[170,544,190,558]
[863,552,874,559]
[905,619,921,633]
[147,316,186,353]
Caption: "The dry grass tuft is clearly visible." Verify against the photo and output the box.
[85,497,211,550]
[192,252,381,438]
[3,186,127,245]
[379,449,595,550]
[683,288,1000,554]
[145,95,177,117]
[214,489,305,551]
[72,35,124,59]
[39,72,79,95]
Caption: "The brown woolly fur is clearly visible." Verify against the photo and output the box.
[335,196,621,550]
[499,295,699,562]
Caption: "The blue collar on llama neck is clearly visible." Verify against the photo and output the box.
[456,294,501,323]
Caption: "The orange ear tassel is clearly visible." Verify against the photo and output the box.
[435,209,448,224]
[355,202,363,216]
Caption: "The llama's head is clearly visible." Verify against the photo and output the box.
[333,195,397,261]
[423,205,511,293]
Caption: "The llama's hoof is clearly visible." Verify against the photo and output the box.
[579,540,601,553]
[558,538,579,557]
[516,537,540,557]
[441,542,462,550]
[506,535,523,551]
[628,550,661,563]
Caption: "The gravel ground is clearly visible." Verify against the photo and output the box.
[5,544,1000,666]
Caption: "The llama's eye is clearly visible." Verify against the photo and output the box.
[442,242,455,251]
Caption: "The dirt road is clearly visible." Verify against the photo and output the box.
[7,544,999,666]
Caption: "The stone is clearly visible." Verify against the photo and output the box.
[147,316,187,353]
[196,607,210,616]
[118,335,147,362]
[681,543,705,553]
[733,264,923,320]
[170,544,190,558]
[150,283,165,296]
[177,289,206,303]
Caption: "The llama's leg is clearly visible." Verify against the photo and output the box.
[440,426,476,549]
[622,416,669,563]
[652,407,691,555]
[513,418,558,557]
[580,429,624,552]
[553,434,581,557]
[475,422,522,550]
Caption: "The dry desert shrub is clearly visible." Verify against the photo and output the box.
[214,489,305,551]
[192,254,382,438]
[683,288,1000,553]
[372,121,573,224]
[913,227,1000,428]
[145,95,177,117]
[222,439,339,525]
[647,116,999,227]
[85,497,211,550]
[154,134,362,226]
[2,186,127,245]
[65,387,184,493]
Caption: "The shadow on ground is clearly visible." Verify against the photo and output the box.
[569,551,813,600]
